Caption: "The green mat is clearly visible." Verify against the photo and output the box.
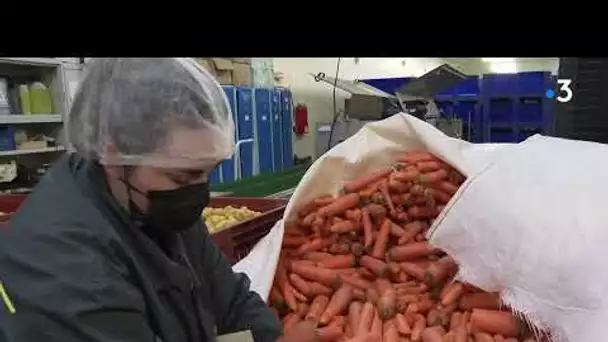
[210,163,311,198]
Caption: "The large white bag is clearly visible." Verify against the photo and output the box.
[234,113,510,299]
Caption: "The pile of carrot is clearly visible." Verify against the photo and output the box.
[270,150,548,342]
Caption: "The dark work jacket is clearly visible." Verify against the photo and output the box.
[0,154,282,342]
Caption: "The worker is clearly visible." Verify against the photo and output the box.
[0,58,316,342]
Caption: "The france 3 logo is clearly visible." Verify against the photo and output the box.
[545,79,573,103]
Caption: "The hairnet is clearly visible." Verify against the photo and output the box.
[66,58,235,168]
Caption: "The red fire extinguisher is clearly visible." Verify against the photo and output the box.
[294,103,309,137]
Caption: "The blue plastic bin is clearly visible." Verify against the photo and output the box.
[0,126,16,152]
[519,98,543,124]
[487,99,515,124]
[483,74,518,96]
[518,72,549,96]
[489,127,517,143]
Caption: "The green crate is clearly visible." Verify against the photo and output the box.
[210,164,310,198]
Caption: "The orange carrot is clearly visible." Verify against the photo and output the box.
[283,312,302,332]
[298,237,331,254]
[357,302,376,336]
[361,208,374,249]
[283,235,310,248]
[426,309,441,326]
[353,288,366,301]
[317,193,361,217]
[302,212,318,226]
[371,218,392,259]
[343,168,392,193]
[450,312,463,330]
[340,274,373,290]
[283,280,299,312]
[366,287,380,305]
[371,310,382,339]
[318,319,344,341]
[407,206,437,219]
[425,256,457,286]
[309,282,333,296]
[298,302,310,316]
[289,273,312,297]
[388,175,411,193]
[358,267,376,281]
[383,320,400,342]
[348,302,363,335]
[470,309,521,338]
[398,151,436,164]
[345,208,363,222]
[410,314,427,341]
[365,203,387,219]
[314,195,336,207]
[398,262,426,281]
[270,287,288,312]
[425,187,452,205]
[473,332,494,342]
[305,295,330,323]
[319,254,357,269]
[377,287,397,320]
[379,180,396,214]
[453,326,467,342]
[495,335,506,342]
[393,168,420,183]
[395,313,412,335]
[398,221,427,244]
[440,282,465,306]
[330,220,360,234]
[420,326,445,342]
[291,262,341,289]
[342,332,382,342]
[329,243,351,255]
[387,242,439,262]
[416,161,442,172]
[435,180,459,196]
[360,255,389,277]
[418,169,448,184]
[303,251,334,262]
[460,293,501,311]
[320,284,355,325]
[350,243,365,257]
[374,278,393,295]
[389,221,406,238]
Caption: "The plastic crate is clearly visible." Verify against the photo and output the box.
[519,98,543,124]
[489,127,517,143]
[455,76,480,97]
[483,74,518,97]
[0,126,16,152]
[487,99,515,124]
[518,72,548,96]
[208,197,288,264]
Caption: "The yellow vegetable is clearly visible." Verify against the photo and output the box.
[203,205,262,234]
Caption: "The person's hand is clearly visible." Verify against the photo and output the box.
[276,321,319,342]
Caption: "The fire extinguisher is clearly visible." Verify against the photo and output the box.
[294,103,309,137]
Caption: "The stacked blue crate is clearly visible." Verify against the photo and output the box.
[235,87,255,180]
[253,88,274,175]
[278,88,294,169]
[270,88,283,172]
[435,76,483,142]
[482,72,554,143]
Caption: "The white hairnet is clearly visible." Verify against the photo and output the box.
[66,58,235,168]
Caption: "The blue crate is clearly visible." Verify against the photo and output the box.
[236,87,255,180]
[436,100,455,117]
[489,127,517,143]
[270,88,283,172]
[455,76,480,97]
[0,126,16,152]
[518,72,549,96]
[487,99,515,124]
[253,88,273,175]
[278,88,294,169]
[519,98,543,124]
[483,74,518,97]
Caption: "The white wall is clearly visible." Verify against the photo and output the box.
[273,58,446,159]
[445,58,559,75]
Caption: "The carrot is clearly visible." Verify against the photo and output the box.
[302,212,318,226]
[345,208,363,222]
[318,320,344,341]
[450,312,463,330]
[353,288,366,301]
[443,331,455,342]
[305,295,330,323]
[298,302,310,316]
[348,302,363,335]
[371,218,392,259]
[320,284,355,325]
[303,251,334,262]
[365,203,387,219]
[342,332,382,342]
[420,326,445,342]
[418,169,448,184]
[494,335,506,342]
[387,242,439,262]
[472,332,494,342]
[388,221,406,239]
[398,151,436,164]
[393,168,420,183]
[407,206,437,219]
[453,326,467,342]
[371,310,382,339]
[410,314,427,342]
[314,195,336,207]
[270,287,288,313]
[343,168,392,193]
[425,255,457,286]
[298,237,330,254]
[460,293,501,311]
[374,278,393,295]
[383,320,400,342]
[283,280,300,312]
[309,282,333,296]
[319,254,357,269]
[283,312,302,332]
[379,180,397,214]
[395,313,411,335]
[365,287,380,305]
[361,208,374,249]
[358,267,376,281]
[426,309,441,326]
[398,221,426,244]
[440,282,465,306]
[350,243,365,257]
[416,161,442,172]
[360,255,389,277]
[340,274,372,290]
[317,193,361,217]
[398,262,426,281]
[470,309,521,338]
[291,262,341,289]
[330,220,360,234]
[329,243,351,255]
[388,175,411,193]
[435,180,459,195]
[357,302,376,336]
[289,273,313,298]
[378,287,397,320]
[283,235,310,248]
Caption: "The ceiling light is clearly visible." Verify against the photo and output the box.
[489,61,517,74]
[482,58,515,63]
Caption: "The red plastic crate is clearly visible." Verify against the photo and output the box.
[0,194,287,265]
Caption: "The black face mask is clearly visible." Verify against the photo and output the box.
[123,177,210,236]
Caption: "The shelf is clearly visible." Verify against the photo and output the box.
[0,115,62,124]
[0,58,62,68]
[0,146,65,157]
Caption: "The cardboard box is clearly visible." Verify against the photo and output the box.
[232,61,252,86]
[195,58,234,85]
